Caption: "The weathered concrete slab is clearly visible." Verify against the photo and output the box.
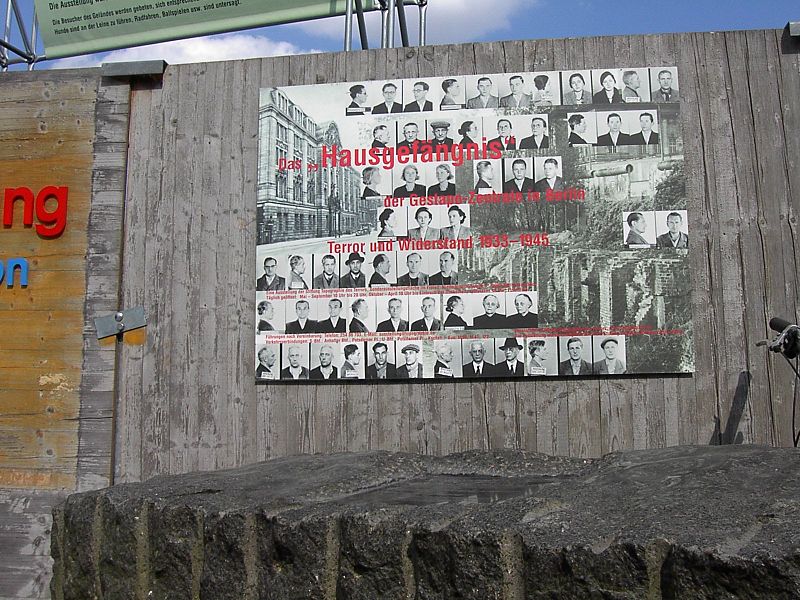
[52,445,800,599]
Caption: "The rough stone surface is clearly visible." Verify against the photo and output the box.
[52,446,800,599]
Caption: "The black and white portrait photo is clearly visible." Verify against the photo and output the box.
[366,340,397,379]
[623,211,656,247]
[402,79,435,112]
[429,250,459,286]
[396,251,430,287]
[441,204,472,240]
[487,117,518,152]
[377,206,408,239]
[340,251,367,288]
[525,337,558,376]
[314,297,347,334]
[557,336,593,376]
[286,253,312,290]
[494,337,526,377]
[309,343,341,380]
[533,157,564,196]
[628,111,660,146]
[437,76,467,110]
[443,294,471,329]
[468,292,508,330]
[366,252,397,287]
[473,159,502,194]
[596,112,632,147]
[312,254,340,290]
[426,162,458,197]
[361,165,390,199]
[498,74,532,109]
[461,338,496,377]
[407,205,443,241]
[340,342,366,379]
[619,68,651,103]
[502,157,535,194]
[504,291,539,330]
[650,67,679,103]
[427,340,463,378]
[281,343,310,380]
[427,120,457,151]
[566,112,597,146]
[345,83,370,116]
[255,343,280,380]
[396,341,426,379]
[655,210,688,248]
[531,71,562,107]
[592,336,627,375]
[465,74,501,109]
[285,298,316,334]
[376,296,410,333]
[256,294,284,334]
[372,81,403,114]
[367,121,394,149]
[256,252,287,291]
[409,294,443,332]
[348,297,375,333]
[518,115,550,150]
[396,119,425,150]
[591,69,624,104]
[392,163,428,199]
[562,70,592,105]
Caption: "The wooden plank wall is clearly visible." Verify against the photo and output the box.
[111,28,800,485]
[0,71,129,599]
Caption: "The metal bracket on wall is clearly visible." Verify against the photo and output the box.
[94,307,146,340]
[790,21,800,37]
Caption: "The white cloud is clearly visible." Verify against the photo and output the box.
[47,32,319,69]
[291,0,539,45]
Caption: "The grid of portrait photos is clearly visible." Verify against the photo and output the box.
[256,66,692,382]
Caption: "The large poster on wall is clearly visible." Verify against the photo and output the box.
[255,66,692,382]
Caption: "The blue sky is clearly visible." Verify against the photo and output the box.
[5,0,799,70]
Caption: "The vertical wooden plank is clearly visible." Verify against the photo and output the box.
[567,379,601,458]
[535,381,570,457]
[600,380,633,453]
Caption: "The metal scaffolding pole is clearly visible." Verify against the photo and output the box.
[344,0,353,50]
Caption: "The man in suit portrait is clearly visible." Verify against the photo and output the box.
[404,81,433,112]
[411,296,442,332]
[505,293,538,329]
[596,113,631,148]
[628,112,659,145]
[256,256,285,291]
[315,298,346,333]
[346,84,370,116]
[625,212,651,246]
[396,344,424,378]
[429,251,459,285]
[471,294,506,329]
[568,114,590,146]
[397,252,430,287]
[463,340,493,377]
[397,122,424,151]
[466,76,500,109]
[497,338,525,377]
[433,341,457,378]
[534,158,565,196]
[369,253,392,287]
[285,300,315,334]
[372,82,402,114]
[349,298,370,333]
[340,252,366,288]
[558,337,591,376]
[377,297,409,332]
[488,119,516,152]
[656,212,688,248]
[371,124,389,149]
[367,342,397,379]
[429,120,456,152]
[340,344,362,379]
[313,254,340,289]
[256,346,277,380]
[310,344,339,380]
[256,300,275,334]
[652,69,678,102]
[281,345,309,380]
[519,117,549,150]
[621,70,642,102]
[500,75,532,108]
[593,337,626,374]
[503,159,535,194]
[287,255,309,290]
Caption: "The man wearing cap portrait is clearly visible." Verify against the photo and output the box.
[430,121,456,151]
[340,252,366,288]
[396,344,425,378]
[593,337,626,374]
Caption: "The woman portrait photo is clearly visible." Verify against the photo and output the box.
[393,164,426,198]
[361,166,383,198]
[532,74,554,107]
[593,70,623,104]
[444,295,468,329]
[440,205,471,240]
[408,206,441,241]
[378,208,399,238]
[427,163,456,196]
[458,120,479,146]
